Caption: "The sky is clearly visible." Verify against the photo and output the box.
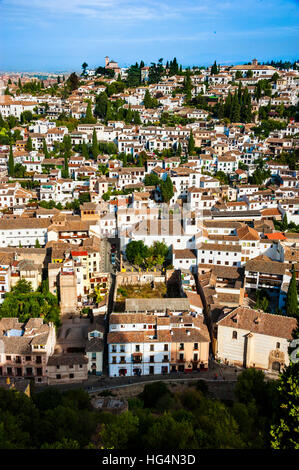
[0,0,298,72]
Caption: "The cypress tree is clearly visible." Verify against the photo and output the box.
[91,129,99,160]
[161,175,174,203]
[63,150,69,178]
[8,144,14,176]
[85,101,95,123]
[231,93,240,122]
[281,213,288,231]
[176,142,182,157]
[144,89,153,108]
[211,61,218,75]
[188,129,195,155]
[224,91,232,119]
[125,106,133,124]
[25,136,33,151]
[286,270,298,318]
[82,141,89,159]
[42,138,49,158]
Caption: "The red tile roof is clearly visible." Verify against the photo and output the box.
[265,233,286,240]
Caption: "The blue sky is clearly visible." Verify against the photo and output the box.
[0,0,298,72]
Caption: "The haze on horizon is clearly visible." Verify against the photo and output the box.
[0,0,298,72]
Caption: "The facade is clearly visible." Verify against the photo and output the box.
[0,318,56,384]
[108,310,209,377]
[216,306,297,372]
[47,354,88,384]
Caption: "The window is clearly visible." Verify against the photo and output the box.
[69,373,74,379]
[135,345,140,352]
[150,345,154,352]
[6,355,11,361]
[232,331,237,339]
[25,356,31,361]
[179,343,184,350]
[150,355,154,363]
[194,343,198,350]
[56,374,61,379]
[164,344,168,351]
[276,342,280,349]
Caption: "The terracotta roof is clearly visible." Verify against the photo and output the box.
[217,306,297,339]
[265,232,286,240]
[237,225,260,241]
[245,256,288,275]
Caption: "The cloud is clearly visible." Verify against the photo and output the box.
[0,0,253,23]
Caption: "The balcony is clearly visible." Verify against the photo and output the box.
[132,357,142,364]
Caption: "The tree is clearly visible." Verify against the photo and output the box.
[126,63,142,88]
[99,411,139,449]
[62,150,69,178]
[286,270,298,318]
[8,143,14,177]
[145,413,196,449]
[176,142,182,157]
[255,289,269,312]
[42,139,49,158]
[183,71,192,102]
[83,101,96,124]
[234,368,276,416]
[20,111,33,124]
[140,382,171,409]
[211,60,218,75]
[91,129,99,160]
[281,213,288,231]
[235,71,243,79]
[270,362,299,449]
[67,72,79,91]
[81,141,89,159]
[144,173,161,187]
[169,57,179,76]
[148,58,164,84]
[35,239,41,248]
[160,175,174,203]
[94,92,108,119]
[0,279,61,327]
[188,129,195,155]
[143,89,158,109]
[125,241,149,265]
[25,136,33,151]
[81,62,88,76]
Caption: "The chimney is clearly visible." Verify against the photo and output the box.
[105,56,109,67]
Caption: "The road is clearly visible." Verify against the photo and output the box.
[33,361,244,394]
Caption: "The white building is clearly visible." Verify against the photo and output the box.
[216,306,297,372]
